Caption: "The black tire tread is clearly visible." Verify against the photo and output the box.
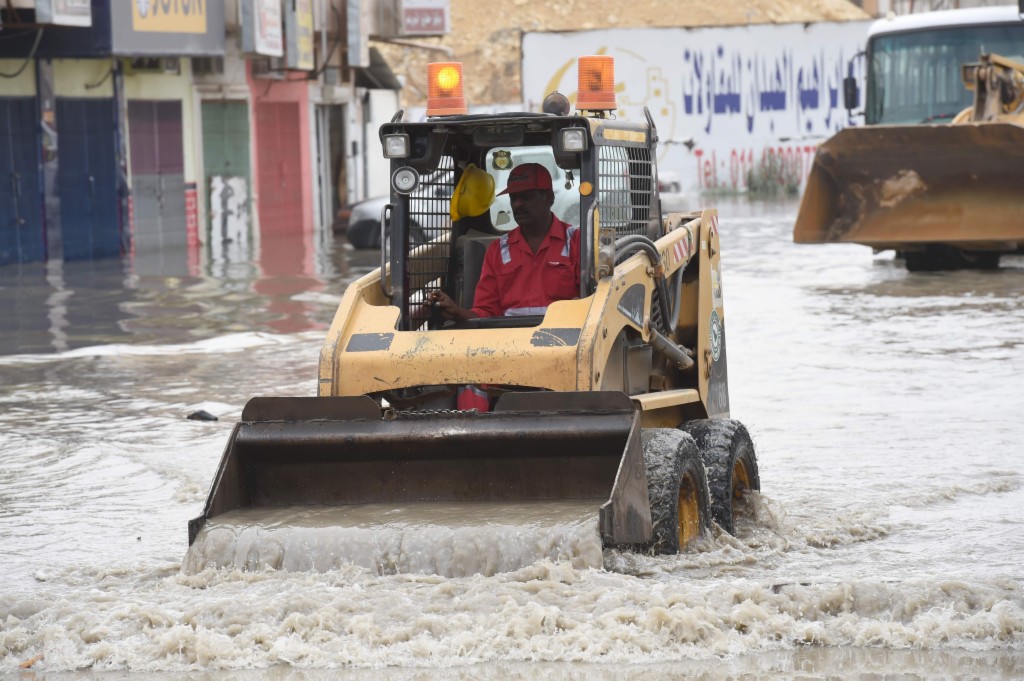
[641,428,712,554]
[680,419,760,534]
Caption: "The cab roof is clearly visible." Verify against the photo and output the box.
[868,5,1023,39]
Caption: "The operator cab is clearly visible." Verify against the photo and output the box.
[378,58,660,332]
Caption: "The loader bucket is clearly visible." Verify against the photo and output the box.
[187,391,652,562]
[794,122,1024,248]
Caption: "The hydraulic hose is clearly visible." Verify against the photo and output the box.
[613,235,674,337]
[614,235,696,368]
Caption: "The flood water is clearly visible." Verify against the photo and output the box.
[1,197,1022,679]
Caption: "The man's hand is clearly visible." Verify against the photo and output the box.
[429,290,477,322]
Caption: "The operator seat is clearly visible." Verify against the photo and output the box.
[456,227,499,309]
[449,165,499,308]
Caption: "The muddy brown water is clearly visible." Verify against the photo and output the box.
[1,197,1022,678]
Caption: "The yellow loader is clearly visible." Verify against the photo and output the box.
[794,53,1024,270]
[186,57,760,576]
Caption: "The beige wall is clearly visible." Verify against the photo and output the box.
[0,60,36,96]
[53,59,115,98]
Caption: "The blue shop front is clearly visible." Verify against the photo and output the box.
[0,0,224,266]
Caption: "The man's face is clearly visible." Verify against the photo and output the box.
[509,189,553,230]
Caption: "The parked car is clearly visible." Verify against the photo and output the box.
[658,172,688,214]
[335,168,458,249]
[334,195,429,249]
[334,195,386,248]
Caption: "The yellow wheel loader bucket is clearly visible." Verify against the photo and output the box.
[794,121,1024,249]
[187,391,653,573]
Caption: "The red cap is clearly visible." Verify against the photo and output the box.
[497,163,553,196]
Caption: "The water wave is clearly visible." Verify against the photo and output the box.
[1,563,1021,673]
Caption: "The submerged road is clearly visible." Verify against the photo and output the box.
[1,197,1022,677]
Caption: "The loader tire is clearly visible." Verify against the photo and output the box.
[641,428,712,554]
[680,419,760,535]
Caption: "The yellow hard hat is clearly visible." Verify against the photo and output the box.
[450,164,495,222]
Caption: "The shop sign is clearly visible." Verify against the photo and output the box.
[131,0,206,33]
[401,0,449,36]
[242,0,284,57]
[36,0,92,27]
[111,0,225,55]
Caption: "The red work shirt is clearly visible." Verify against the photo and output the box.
[471,216,581,318]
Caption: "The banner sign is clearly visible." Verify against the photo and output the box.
[242,0,284,57]
[523,22,870,194]
[347,0,368,67]
[285,0,314,70]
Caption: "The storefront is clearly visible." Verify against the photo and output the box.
[0,1,224,269]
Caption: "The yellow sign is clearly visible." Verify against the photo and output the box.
[295,0,314,70]
[132,0,207,34]
[602,128,646,144]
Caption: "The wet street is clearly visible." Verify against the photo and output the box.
[1,196,1022,678]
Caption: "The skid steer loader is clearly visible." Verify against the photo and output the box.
[795,31,1024,270]
[185,57,760,577]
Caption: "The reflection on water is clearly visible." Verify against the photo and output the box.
[0,231,381,356]
[4,199,1021,358]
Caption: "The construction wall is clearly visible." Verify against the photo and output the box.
[523,21,872,195]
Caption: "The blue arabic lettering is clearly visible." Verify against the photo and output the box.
[676,39,859,136]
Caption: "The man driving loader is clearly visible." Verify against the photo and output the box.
[429,163,581,321]
[429,162,581,412]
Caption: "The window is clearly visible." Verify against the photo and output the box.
[867,23,1024,125]
[485,146,581,231]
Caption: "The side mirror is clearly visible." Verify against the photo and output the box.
[843,76,860,112]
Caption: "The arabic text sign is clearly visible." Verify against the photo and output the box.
[401,0,449,36]
[522,22,870,193]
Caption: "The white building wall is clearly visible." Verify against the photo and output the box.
[523,21,873,195]
[364,87,400,198]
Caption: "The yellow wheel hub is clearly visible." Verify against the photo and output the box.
[678,471,701,548]
[733,458,751,501]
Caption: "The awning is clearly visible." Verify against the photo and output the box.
[354,47,402,90]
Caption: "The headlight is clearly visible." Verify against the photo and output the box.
[383,134,409,159]
[561,128,588,153]
[391,166,420,194]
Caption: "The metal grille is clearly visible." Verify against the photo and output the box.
[406,156,456,329]
[597,145,654,237]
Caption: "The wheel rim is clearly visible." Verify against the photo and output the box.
[733,456,751,501]
[678,471,701,548]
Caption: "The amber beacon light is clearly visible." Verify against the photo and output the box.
[576,56,616,112]
[426,62,468,116]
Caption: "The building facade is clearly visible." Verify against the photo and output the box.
[0,0,401,270]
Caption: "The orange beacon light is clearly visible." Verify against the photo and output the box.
[426,62,468,116]
[576,55,616,112]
